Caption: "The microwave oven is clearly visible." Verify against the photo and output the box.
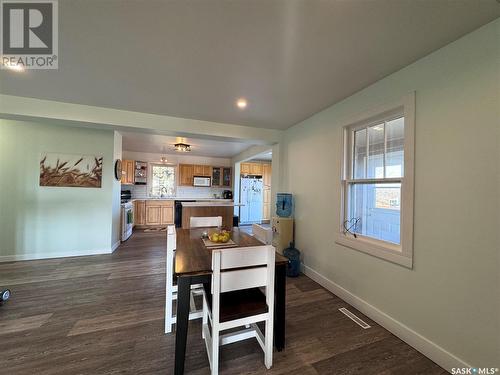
[193,176,211,187]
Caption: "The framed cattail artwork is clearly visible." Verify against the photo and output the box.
[40,153,103,188]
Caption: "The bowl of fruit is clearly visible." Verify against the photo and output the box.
[208,229,231,243]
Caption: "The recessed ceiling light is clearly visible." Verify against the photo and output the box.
[236,98,248,109]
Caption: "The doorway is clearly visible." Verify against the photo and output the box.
[238,151,272,226]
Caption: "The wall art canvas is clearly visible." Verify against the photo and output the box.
[40,153,103,188]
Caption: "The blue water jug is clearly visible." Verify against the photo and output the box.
[276,193,293,217]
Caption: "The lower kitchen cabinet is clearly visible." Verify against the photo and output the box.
[146,206,161,225]
[134,200,146,225]
[161,205,174,224]
[134,200,174,226]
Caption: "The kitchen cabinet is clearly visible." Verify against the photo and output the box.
[161,205,174,224]
[211,167,232,187]
[179,164,194,186]
[240,162,263,176]
[121,160,135,185]
[263,202,271,221]
[263,187,271,221]
[134,200,146,225]
[250,163,263,175]
[263,163,272,187]
[262,163,272,221]
[193,165,211,177]
[146,206,161,225]
[222,167,232,187]
[240,163,250,175]
[142,200,174,226]
[212,167,221,186]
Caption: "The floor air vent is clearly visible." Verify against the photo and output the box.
[339,307,371,329]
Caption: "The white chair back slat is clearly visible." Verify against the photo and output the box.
[190,216,222,228]
[216,246,270,270]
[165,225,176,333]
[167,228,176,252]
[220,267,268,293]
[252,224,273,245]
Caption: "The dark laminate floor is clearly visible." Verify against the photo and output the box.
[0,231,446,375]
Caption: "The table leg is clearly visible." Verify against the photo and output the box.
[274,264,286,351]
[174,275,191,375]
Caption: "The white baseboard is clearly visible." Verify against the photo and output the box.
[111,241,121,252]
[0,248,115,263]
[302,264,469,373]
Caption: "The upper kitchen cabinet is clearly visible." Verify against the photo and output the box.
[250,163,263,175]
[193,164,211,177]
[240,163,250,175]
[212,167,221,186]
[121,159,135,185]
[211,167,232,187]
[222,167,232,187]
[134,161,148,185]
[263,163,272,187]
[179,164,194,186]
[240,162,264,176]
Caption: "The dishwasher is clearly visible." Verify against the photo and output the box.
[174,200,196,227]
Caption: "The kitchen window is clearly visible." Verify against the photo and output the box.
[337,93,415,268]
[150,164,176,197]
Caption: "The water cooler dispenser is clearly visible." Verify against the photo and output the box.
[272,193,294,255]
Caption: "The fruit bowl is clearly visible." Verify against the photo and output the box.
[208,230,231,243]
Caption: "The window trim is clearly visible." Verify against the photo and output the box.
[149,163,177,198]
[335,92,415,268]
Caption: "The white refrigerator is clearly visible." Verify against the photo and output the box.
[239,176,263,224]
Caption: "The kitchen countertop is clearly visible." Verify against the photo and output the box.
[130,198,233,202]
[181,201,244,207]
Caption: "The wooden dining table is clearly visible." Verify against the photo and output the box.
[173,227,288,375]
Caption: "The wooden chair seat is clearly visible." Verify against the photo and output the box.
[203,284,268,323]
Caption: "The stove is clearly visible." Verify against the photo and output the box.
[121,189,132,203]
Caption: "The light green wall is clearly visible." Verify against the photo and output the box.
[282,19,499,367]
[0,119,116,259]
[111,131,122,248]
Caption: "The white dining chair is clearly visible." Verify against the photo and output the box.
[165,225,204,333]
[202,245,275,374]
[190,216,222,228]
[252,223,273,245]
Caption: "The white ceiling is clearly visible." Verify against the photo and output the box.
[1,1,498,130]
[250,151,273,162]
[121,132,251,158]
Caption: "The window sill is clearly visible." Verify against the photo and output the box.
[335,234,413,269]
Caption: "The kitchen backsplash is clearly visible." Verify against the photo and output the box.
[122,184,229,199]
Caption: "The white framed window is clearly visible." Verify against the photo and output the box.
[150,164,176,197]
[336,93,415,268]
